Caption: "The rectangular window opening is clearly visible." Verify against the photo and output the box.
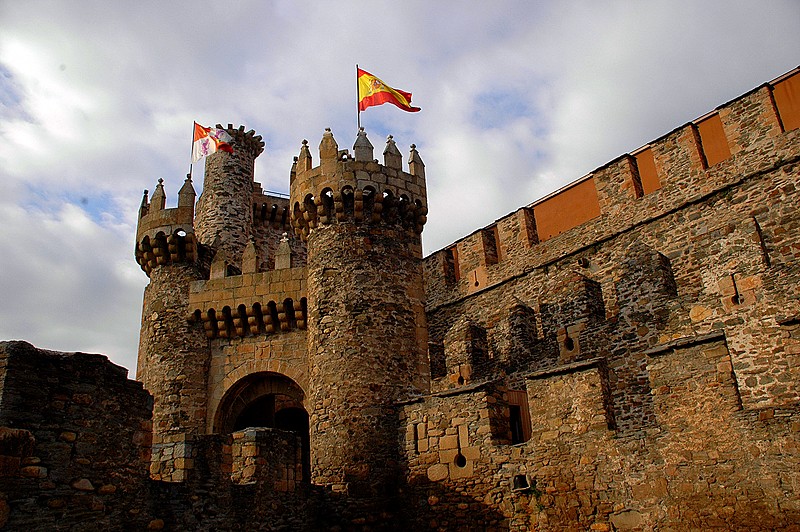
[507,390,531,444]
[482,225,501,266]
[520,207,539,247]
[444,245,460,284]
[509,405,524,444]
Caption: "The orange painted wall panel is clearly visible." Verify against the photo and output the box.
[533,178,601,241]
[773,72,800,131]
[635,148,661,195]
[697,114,731,167]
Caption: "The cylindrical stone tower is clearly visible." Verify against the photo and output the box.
[194,125,266,267]
[290,128,430,507]
[135,125,265,481]
[135,177,211,480]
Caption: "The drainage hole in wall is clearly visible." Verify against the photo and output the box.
[454,453,467,468]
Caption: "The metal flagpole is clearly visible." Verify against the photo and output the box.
[356,64,361,131]
[188,122,195,181]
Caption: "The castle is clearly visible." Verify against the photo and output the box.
[0,67,798,530]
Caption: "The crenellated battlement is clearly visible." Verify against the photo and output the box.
[188,266,307,339]
[194,124,266,266]
[425,67,800,304]
[289,128,428,240]
[117,68,800,530]
[135,176,198,275]
[221,123,266,159]
[252,185,292,230]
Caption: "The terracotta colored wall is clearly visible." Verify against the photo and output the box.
[773,71,800,131]
[635,147,661,194]
[533,178,601,241]
[696,113,731,167]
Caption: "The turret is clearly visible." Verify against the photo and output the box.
[135,176,198,276]
[194,125,265,268]
[135,175,210,481]
[289,129,429,513]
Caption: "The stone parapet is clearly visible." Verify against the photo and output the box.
[425,69,800,307]
[230,428,303,491]
[135,177,198,275]
[188,266,307,338]
[0,342,154,529]
[290,129,427,240]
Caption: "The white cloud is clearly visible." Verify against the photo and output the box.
[0,191,145,373]
[0,0,798,374]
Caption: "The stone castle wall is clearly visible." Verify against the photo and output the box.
[188,265,309,434]
[0,341,154,529]
[291,129,430,518]
[405,68,800,529]
[1,68,798,529]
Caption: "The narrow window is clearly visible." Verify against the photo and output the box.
[482,225,500,265]
[444,245,460,283]
[520,207,539,247]
[507,390,531,444]
[509,405,524,444]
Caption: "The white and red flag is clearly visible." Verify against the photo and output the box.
[192,122,234,162]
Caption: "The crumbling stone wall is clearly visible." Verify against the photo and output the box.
[0,341,154,529]
[0,342,322,531]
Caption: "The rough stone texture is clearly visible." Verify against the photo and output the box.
[230,428,302,491]
[194,125,265,266]
[0,341,155,530]
[2,69,800,529]
[250,185,307,272]
[138,262,211,475]
[293,131,430,524]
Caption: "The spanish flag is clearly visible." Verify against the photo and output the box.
[192,122,234,163]
[358,68,421,113]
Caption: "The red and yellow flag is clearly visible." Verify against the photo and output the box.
[192,122,234,162]
[357,68,421,113]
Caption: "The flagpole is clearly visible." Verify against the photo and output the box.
[356,64,361,131]
[189,122,195,180]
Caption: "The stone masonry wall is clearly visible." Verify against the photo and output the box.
[250,191,307,271]
[0,342,321,531]
[0,341,154,529]
[410,70,800,530]
[292,129,430,520]
[194,126,265,267]
[138,263,211,479]
[305,223,425,499]
[400,338,800,530]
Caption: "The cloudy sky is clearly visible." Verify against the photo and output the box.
[0,1,797,376]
